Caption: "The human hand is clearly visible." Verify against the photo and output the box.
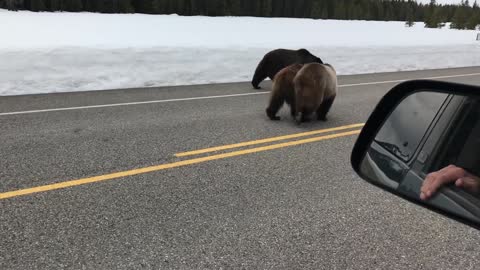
[421,165,480,201]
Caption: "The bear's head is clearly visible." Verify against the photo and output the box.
[315,57,324,64]
[298,48,323,64]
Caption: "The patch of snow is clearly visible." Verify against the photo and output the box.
[1,10,480,95]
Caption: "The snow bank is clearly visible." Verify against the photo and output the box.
[1,10,480,95]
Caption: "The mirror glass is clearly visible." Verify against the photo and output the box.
[359,90,480,224]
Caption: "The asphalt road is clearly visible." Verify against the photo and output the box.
[2,67,480,269]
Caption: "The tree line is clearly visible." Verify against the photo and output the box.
[1,0,479,30]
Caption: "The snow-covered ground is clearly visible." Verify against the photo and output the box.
[1,9,480,95]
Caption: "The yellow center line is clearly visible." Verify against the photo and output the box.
[0,129,361,200]
[175,123,365,157]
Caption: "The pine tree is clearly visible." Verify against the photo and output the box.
[134,0,154,14]
[151,0,165,14]
[293,0,306,18]
[334,0,346,19]
[82,0,95,12]
[466,14,480,29]
[405,0,415,27]
[425,0,441,28]
[320,6,329,19]
[315,0,329,19]
[65,0,82,12]
[118,0,134,13]
[349,3,362,20]
[174,0,186,14]
[30,0,46,11]
[451,1,468,29]
[227,0,241,16]
[434,8,446,28]
[310,1,322,19]
[5,0,23,11]
[47,0,61,11]
[2,0,473,24]
[261,0,273,17]
[466,0,480,29]
[406,13,415,27]
[282,0,294,18]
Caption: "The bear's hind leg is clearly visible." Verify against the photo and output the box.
[317,95,336,121]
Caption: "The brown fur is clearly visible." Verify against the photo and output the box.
[293,63,337,123]
[265,64,304,121]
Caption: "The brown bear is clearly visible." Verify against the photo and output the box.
[293,63,337,123]
[265,64,304,121]
[252,48,323,90]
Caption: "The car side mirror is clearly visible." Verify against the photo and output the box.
[351,80,480,230]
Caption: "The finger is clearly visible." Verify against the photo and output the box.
[426,173,458,194]
[420,189,436,201]
[421,172,438,194]
[421,168,464,199]
[455,178,464,188]
[421,172,449,195]
[422,166,453,195]
[438,164,457,174]
[444,164,457,171]
[456,177,480,194]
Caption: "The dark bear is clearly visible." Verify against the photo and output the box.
[266,64,304,121]
[252,48,323,90]
[293,63,337,124]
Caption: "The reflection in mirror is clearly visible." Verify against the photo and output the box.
[360,91,480,224]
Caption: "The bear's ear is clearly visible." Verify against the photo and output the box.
[298,48,310,55]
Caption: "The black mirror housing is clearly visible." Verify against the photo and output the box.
[351,79,480,230]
